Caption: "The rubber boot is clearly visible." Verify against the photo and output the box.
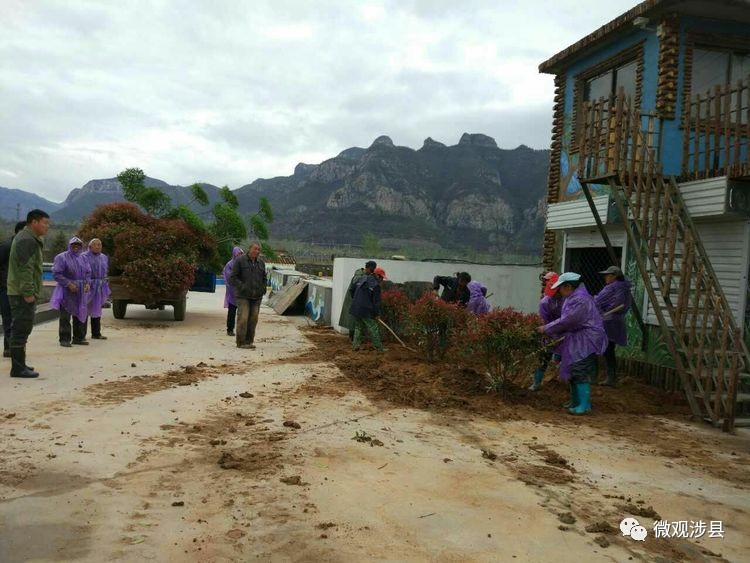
[10,347,38,378]
[24,346,35,372]
[602,367,617,387]
[528,368,544,391]
[3,336,10,358]
[562,383,578,408]
[591,369,599,385]
[568,383,591,415]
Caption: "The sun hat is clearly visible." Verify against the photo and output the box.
[550,272,581,290]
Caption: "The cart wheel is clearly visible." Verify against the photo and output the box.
[112,300,128,319]
[173,296,186,321]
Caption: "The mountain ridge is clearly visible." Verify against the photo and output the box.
[3,134,550,255]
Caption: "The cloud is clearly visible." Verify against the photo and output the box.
[0,0,636,201]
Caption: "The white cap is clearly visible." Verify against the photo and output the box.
[551,272,581,289]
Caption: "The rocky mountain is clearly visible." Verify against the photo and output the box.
[5,133,550,256]
[236,134,550,255]
[0,187,62,221]
[51,178,224,222]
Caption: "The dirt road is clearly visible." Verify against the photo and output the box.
[1,292,748,562]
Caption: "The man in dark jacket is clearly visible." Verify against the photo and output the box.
[344,260,376,341]
[433,272,471,306]
[7,209,49,378]
[350,266,386,352]
[0,221,26,358]
[230,242,266,349]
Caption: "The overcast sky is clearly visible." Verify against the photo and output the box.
[1,0,635,202]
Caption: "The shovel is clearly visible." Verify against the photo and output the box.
[601,303,625,319]
[377,318,417,353]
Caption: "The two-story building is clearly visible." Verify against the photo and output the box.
[539,0,750,431]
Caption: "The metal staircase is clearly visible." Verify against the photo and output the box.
[577,89,750,431]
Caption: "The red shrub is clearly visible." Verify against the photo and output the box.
[122,256,196,301]
[408,293,469,361]
[79,202,216,296]
[466,308,542,395]
[380,289,411,340]
[79,202,153,268]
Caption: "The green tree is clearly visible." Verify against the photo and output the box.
[362,232,382,257]
[115,168,251,267]
[50,231,69,255]
[212,186,248,262]
[248,196,276,259]
[117,167,172,217]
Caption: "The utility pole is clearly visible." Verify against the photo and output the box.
[16,203,20,221]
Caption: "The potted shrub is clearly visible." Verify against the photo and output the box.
[78,167,271,321]
[79,202,216,321]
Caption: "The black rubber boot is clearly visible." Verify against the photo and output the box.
[10,347,38,378]
[603,367,617,387]
[24,346,34,371]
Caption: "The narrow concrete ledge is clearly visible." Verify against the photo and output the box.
[0,303,58,330]
[34,303,59,325]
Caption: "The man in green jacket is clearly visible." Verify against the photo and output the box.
[7,209,49,378]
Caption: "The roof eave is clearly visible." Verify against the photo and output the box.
[538,0,666,74]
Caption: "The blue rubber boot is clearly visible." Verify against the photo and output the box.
[528,368,544,391]
[563,383,578,408]
[569,383,591,415]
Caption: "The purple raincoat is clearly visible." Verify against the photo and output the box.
[223,246,244,308]
[539,295,564,355]
[539,295,562,324]
[466,281,491,315]
[50,237,92,322]
[83,248,111,318]
[594,279,632,346]
[543,284,607,382]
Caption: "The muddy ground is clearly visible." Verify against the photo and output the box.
[0,292,748,562]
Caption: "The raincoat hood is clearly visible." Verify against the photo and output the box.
[88,238,102,254]
[232,246,244,258]
[467,281,485,298]
[68,236,84,253]
[467,281,491,315]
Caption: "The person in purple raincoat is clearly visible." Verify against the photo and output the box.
[83,238,111,340]
[529,272,563,392]
[50,236,92,347]
[466,281,490,316]
[538,272,608,415]
[594,265,632,387]
[223,246,244,336]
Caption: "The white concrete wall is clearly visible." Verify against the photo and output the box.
[332,258,542,333]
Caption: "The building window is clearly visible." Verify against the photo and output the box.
[571,43,643,150]
[691,47,750,96]
[584,59,638,102]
